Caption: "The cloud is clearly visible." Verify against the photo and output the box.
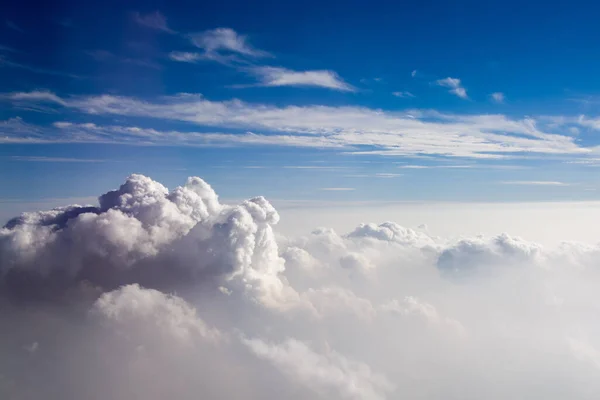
[500,181,570,186]
[5,20,23,33]
[320,187,355,191]
[132,11,175,34]
[3,174,600,398]
[86,50,161,69]
[0,57,81,78]
[0,44,16,53]
[491,92,505,103]
[189,27,270,59]
[246,66,355,91]
[435,77,468,99]
[169,51,204,63]
[411,70,417,77]
[2,91,594,159]
[243,338,394,400]
[392,91,414,98]
[9,156,107,163]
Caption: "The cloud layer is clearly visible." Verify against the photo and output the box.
[2,174,600,399]
[4,91,597,159]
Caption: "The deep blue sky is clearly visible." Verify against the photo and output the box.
[1,0,600,207]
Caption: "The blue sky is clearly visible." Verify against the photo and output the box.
[2,0,600,204]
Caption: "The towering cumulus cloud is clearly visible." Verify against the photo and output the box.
[2,174,600,399]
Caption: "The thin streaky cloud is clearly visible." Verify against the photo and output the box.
[10,156,108,163]
[392,91,415,98]
[6,20,24,33]
[4,91,594,159]
[320,187,355,191]
[169,51,203,63]
[0,45,17,53]
[189,27,271,58]
[133,11,175,34]
[0,57,81,79]
[500,181,570,186]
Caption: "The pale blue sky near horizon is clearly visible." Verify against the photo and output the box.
[2,0,600,209]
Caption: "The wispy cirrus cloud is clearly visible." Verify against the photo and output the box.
[500,181,570,186]
[2,90,595,159]
[0,44,16,53]
[320,187,356,191]
[5,20,23,33]
[9,156,107,163]
[169,51,204,63]
[392,91,414,98]
[133,11,175,34]
[168,27,354,91]
[0,57,81,79]
[435,77,468,99]
[189,27,270,59]
[86,50,161,69]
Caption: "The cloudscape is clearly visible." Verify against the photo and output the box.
[3,1,600,399]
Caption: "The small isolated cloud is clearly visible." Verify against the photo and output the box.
[411,69,417,78]
[248,66,355,92]
[392,91,414,98]
[189,27,270,59]
[491,92,505,104]
[169,51,203,63]
[133,11,174,34]
[500,181,570,186]
[6,20,23,33]
[435,77,468,99]
[320,187,355,191]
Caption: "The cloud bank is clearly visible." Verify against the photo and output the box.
[2,174,600,399]
[4,91,596,159]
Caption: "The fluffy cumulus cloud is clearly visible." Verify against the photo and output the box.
[436,77,468,99]
[3,174,600,399]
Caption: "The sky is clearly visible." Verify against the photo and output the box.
[2,0,600,209]
[5,3,600,398]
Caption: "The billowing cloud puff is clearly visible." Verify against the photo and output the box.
[2,174,600,399]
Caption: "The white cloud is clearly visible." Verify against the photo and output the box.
[491,92,505,103]
[243,338,394,400]
[247,66,355,91]
[500,181,570,186]
[392,91,414,98]
[4,174,600,398]
[3,91,594,159]
[132,11,175,34]
[189,27,270,58]
[6,90,67,105]
[169,51,203,63]
[321,187,355,191]
[435,77,468,99]
[411,69,417,77]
